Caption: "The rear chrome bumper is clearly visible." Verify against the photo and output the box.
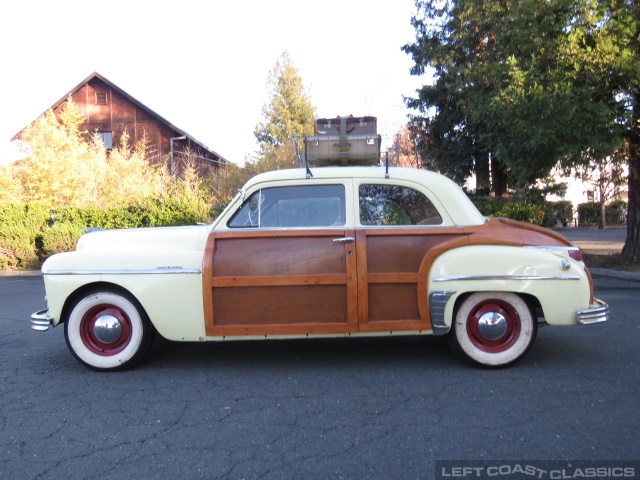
[576,298,609,325]
[31,309,51,331]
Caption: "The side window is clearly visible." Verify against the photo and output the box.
[359,184,442,226]
[228,185,346,228]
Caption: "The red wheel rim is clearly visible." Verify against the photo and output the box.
[466,299,521,353]
[79,304,133,356]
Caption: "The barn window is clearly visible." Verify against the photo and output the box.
[95,92,108,105]
[96,131,113,149]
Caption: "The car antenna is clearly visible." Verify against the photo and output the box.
[385,151,390,178]
[304,146,313,178]
[294,136,302,167]
[295,135,313,178]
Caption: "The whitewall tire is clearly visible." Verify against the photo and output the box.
[64,289,155,371]
[449,292,537,367]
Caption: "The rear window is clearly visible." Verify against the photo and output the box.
[359,184,442,226]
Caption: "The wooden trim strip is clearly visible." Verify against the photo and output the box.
[206,323,358,337]
[356,227,466,237]
[213,229,343,239]
[344,230,359,324]
[358,320,430,332]
[367,273,418,284]
[202,233,216,330]
[212,274,347,287]
[355,229,369,325]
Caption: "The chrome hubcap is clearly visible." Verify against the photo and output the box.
[477,312,507,341]
[93,315,123,344]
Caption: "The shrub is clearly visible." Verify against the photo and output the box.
[472,197,545,225]
[40,222,86,256]
[0,223,41,270]
[578,201,627,226]
[577,202,600,226]
[543,201,574,228]
[0,194,213,270]
[606,200,627,225]
[0,203,50,269]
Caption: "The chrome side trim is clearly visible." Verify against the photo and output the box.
[42,267,202,276]
[576,298,609,325]
[429,290,456,336]
[31,309,51,331]
[525,245,581,252]
[432,274,580,283]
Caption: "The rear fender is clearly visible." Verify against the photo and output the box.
[427,245,591,328]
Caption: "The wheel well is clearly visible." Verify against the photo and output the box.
[452,291,541,322]
[59,282,140,325]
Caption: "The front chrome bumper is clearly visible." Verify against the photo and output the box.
[31,309,51,331]
[576,298,609,325]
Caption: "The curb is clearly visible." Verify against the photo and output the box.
[588,268,640,282]
[0,270,42,277]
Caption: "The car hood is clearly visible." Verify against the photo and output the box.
[76,225,209,252]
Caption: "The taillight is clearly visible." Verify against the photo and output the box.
[569,248,583,262]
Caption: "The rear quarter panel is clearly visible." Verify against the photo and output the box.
[428,245,591,327]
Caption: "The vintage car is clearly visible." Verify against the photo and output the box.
[31,165,608,371]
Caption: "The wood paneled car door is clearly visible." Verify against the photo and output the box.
[355,183,461,332]
[203,184,358,336]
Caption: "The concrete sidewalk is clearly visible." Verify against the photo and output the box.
[553,225,626,255]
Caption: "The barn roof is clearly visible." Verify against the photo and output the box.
[22,71,228,164]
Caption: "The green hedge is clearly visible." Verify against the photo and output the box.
[578,200,628,226]
[5,195,626,270]
[543,201,574,228]
[0,195,212,270]
[0,203,50,270]
[472,197,546,225]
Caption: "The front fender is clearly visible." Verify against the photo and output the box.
[427,245,592,328]
[40,249,206,341]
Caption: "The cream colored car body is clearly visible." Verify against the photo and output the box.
[42,225,210,341]
[38,166,600,345]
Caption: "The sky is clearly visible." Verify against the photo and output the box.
[0,0,428,166]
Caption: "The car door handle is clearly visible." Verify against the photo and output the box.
[333,237,355,244]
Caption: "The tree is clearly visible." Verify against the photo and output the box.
[4,97,171,207]
[101,130,166,206]
[202,52,317,216]
[12,99,106,205]
[402,0,515,193]
[390,125,421,169]
[573,150,627,229]
[251,51,316,171]
[404,0,639,261]
[617,2,640,262]
[404,0,624,190]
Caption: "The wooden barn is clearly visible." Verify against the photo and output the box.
[14,71,227,175]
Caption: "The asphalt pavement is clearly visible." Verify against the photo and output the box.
[2,275,639,479]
